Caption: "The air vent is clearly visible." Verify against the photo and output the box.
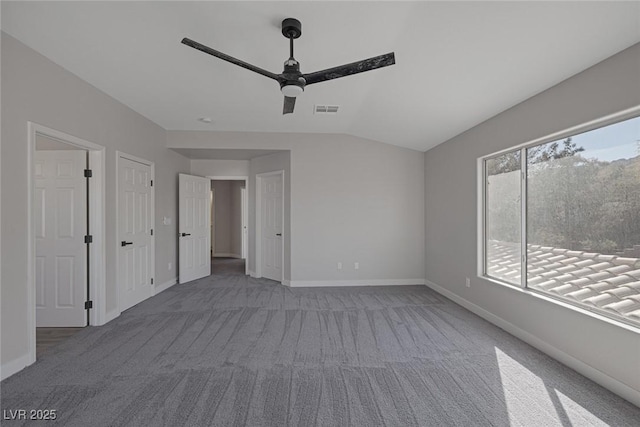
[314,105,340,115]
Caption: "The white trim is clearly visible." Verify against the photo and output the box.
[248,270,258,278]
[477,157,485,278]
[154,278,178,295]
[103,308,120,324]
[115,151,155,313]
[205,175,248,181]
[256,170,285,282]
[520,147,527,288]
[0,353,34,381]
[287,279,426,287]
[424,279,640,407]
[27,122,108,368]
[213,252,242,259]
[116,151,154,168]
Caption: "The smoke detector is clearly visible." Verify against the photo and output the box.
[314,105,339,115]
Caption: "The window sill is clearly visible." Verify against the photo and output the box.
[481,274,640,334]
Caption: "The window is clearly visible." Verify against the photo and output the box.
[485,151,521,286]
[482,114,640,326]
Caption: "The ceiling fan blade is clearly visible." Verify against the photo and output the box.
[181,38,279,81]
[303,52,395,86]
[283,96,296,114]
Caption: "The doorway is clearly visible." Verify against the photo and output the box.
[209,176,249,275]
[28,122,106,364]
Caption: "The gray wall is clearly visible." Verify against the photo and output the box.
[424,43,640,400]
[212,180,231,255]
[1,34,190,369]
[190,159,249,177]
[169,132,426,284]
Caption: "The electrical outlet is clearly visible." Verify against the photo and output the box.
[168,262,172,271]
[337,262,342,270]
[465,277,471,288]
[354,262,359,270]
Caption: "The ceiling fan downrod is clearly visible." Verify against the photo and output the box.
[282,18,301,59]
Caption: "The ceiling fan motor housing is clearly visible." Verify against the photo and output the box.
[280,59,305,93]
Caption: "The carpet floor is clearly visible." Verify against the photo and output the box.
[1,258,638,426]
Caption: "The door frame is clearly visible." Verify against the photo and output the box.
[115,151,155,316]
[27,122,106,364]
[256,170,284,281]
[207,176,249,275]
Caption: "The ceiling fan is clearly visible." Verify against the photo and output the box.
[181,18,395,115]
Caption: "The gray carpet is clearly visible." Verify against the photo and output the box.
[1,258,638,426]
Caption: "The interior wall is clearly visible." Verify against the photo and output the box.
[211,180,231,255]
[1,33,190,373]
[424,43,640,402]
[169,132,426,285]
[190,159,249,177]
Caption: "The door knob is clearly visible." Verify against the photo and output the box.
[276,233,282,236]
[121,241,133,246]
[181,233,191,237]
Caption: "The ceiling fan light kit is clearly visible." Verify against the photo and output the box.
[182,17,395,115]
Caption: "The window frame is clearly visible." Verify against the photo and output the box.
[479,106,640,328]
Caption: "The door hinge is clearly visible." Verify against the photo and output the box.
[150,229,153,236]
[84,169,93,178]
[84,300,93,309]
[151,278,154,285]
[150,180,153,187]
[84,235,93,244]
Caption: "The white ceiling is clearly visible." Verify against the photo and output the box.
[3,1,639,152]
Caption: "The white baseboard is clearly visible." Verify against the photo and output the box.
[424,279,640,407]
[154,277,177,294]
[214,253,242,259]
[287,278,426,287]
[103,308,120,324]
[1,352,35,381]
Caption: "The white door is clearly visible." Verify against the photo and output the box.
[179,174,211,283]
[35,150,87,327]
[210,189,215,258]
[260,173,283,282]
[118,156,154,311]
[241,186,248,259]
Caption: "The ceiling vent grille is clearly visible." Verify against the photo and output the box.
[314,105,340,115]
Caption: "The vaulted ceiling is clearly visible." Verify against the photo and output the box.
[3,1,639,151]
